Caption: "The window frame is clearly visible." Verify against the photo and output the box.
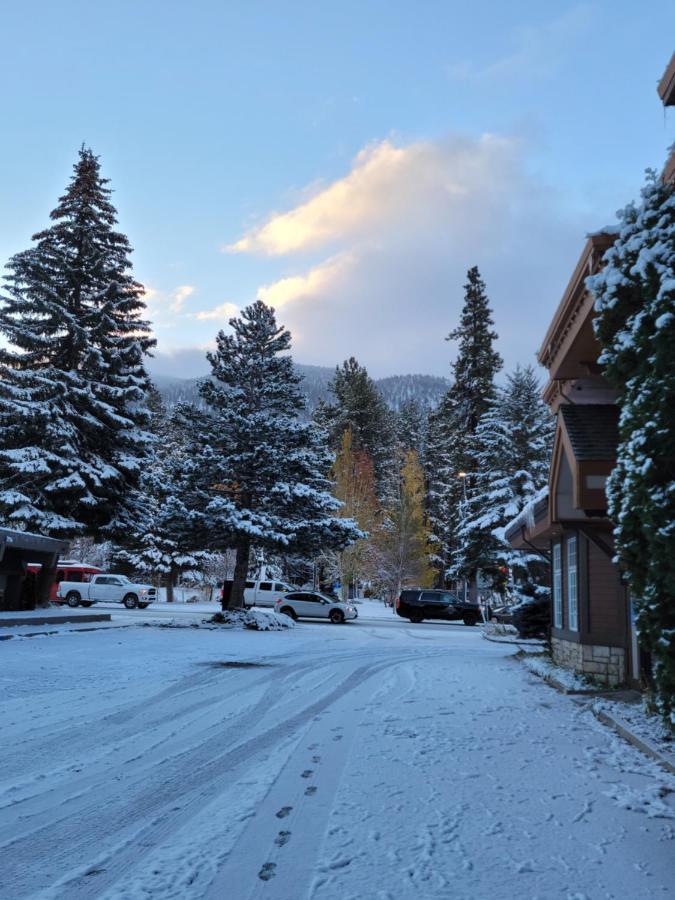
[552,541,563,629]
[567,535,578,632]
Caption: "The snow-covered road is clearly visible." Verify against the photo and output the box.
[1,618,673,899]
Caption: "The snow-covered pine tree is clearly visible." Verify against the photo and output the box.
[454,365,554,594]
[588,173,675,723]
[396,399,427,459]
[197,301,362,609]
[113,393,210,601]
[426,267,503,585]
[0,147,154,538]
[316,357,396,498]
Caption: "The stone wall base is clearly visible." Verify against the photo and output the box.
[551,637,625,686]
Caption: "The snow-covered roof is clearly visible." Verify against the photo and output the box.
[503,487,549,542]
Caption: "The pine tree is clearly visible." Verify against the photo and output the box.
[316,357,396,497]
[113,394,209,601]
[396,399,427,459]
[370,450,434,601]
[426,267,503,584]
[0,147,154,538]
[332,427,380,599]
[589,173,675,723]
[195,301,361,609]
[453,365,554,594]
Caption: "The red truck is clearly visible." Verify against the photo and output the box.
[27,561,103,603]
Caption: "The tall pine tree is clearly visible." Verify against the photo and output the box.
[195,301,361,609]
[426,266,503,584]
[0,147,154,538]
[589,173,675,723]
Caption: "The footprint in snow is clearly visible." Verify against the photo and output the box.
[258,863,276,881]
[333,734,343,742]
[312,755,321,763]
[275,830,291,847]
[301,769,313,778]
[305,785,318,796]
[276,806,292,819]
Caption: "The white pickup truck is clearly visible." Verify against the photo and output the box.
[56,574,156,609]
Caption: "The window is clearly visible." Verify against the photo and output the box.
[301,593,319,602]
[552,542,562,629]
[285,593,303,601]
[567,537,578,631]
[245,581,255,589]
[259,582,272,591]
[275,583,288,592]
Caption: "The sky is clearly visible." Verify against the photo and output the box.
[0,1,673,379]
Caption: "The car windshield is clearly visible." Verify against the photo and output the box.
[116,575,131,584]
[318,593,336,603]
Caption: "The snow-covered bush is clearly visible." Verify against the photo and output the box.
[588,172,675,724]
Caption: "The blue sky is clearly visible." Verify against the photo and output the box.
[1,1,673,377]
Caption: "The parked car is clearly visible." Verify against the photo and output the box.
[56,574,156,609]
[275,591,358,623]
[396,589,481,625]
[221,579,294,609]
[27,560,103,602]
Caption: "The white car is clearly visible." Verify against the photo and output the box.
[56,574,156,609]
[275,591,358,624]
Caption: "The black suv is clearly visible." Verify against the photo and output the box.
[396,589,481,625]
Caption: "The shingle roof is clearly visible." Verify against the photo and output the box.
[560,404,619,461]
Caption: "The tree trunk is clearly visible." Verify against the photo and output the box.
[166,569,174,604]
[226,540,250,610]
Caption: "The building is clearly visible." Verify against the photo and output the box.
[0,529,70,611]
[505,54,675,687]
[505,231,634,686]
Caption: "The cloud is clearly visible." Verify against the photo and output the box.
[257,254,353,308]
[169,284,195,313]
[447,5,593,85]
[191,301,239,321]
[224,131,586,377]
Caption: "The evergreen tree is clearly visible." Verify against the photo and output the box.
[589,173,675,723]
[195,301,361,609]
[426,267,503,584]
[0,147,154,538]
[316,356,396,497]
[453,365,554,594]
[370,450,434,601]
[114,394,209,601]
[396,399,427,459]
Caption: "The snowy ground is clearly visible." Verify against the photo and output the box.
[1,617,673,899]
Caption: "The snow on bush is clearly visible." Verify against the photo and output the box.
[210,608,296,631]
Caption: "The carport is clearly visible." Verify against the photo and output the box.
[0,528,69,611]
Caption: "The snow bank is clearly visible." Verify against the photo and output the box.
[520,652,594,692]
[210,608,296,631]
[592,698,674,760]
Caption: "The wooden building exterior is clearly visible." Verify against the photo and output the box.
[505,54,675,686]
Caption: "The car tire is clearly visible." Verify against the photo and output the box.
[66,592,80,608]
[409,615,423,624]
[329,609,345,624]
[463,615,478,626]
[279,606,297,620]
[123,594,139,610]
[80,601,94,608]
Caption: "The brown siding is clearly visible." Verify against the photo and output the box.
[586,540,627,647]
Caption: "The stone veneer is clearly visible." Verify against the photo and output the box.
[551,637,625,686]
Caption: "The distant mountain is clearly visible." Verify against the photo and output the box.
[152,365,449,417]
